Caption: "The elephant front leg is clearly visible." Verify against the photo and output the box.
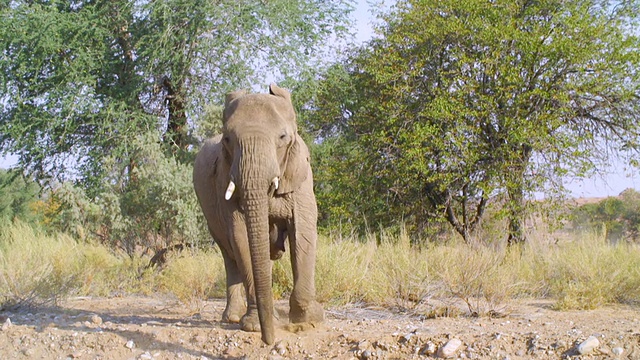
[221,252,246,323]
[289,197,324,324]
[229,213,266,333]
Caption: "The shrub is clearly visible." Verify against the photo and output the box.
[570,189,640,242]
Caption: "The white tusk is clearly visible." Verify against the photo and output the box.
[225,181,236,200]
[272,177,279,191]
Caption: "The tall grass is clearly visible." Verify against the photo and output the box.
[0,222,147,308]
[2,221,640,313]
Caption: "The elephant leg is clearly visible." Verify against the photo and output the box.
[229,213,265,332]
[289,196,324,323]
[220,252,246,323]
[207,222,247,324]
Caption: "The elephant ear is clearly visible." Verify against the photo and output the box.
[225,90,246,107]
[277,134,310,195]
[269,83,291,102]
[223,90,247,124]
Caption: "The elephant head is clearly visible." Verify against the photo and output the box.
[221,83,308,344]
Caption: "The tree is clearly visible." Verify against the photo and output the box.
[0,0,354,188]
[304,0,640,244]
[0,169,42,225]
[0,0,354,250]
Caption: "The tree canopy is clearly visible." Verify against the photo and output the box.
[0,0,354,250]
[0,0,354,189]
[304,0,640,243]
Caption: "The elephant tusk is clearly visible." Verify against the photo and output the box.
[225,180,236,200]
[272,177,279,191]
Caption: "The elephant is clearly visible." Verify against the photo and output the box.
[193,83,324,345]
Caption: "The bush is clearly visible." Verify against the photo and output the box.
[43,131,209,256]
[571,188,640,242]
[0,169,43,226]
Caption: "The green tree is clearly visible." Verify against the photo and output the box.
[572,189,640,242]
[0,0,353,248]
[304,0,640,244]
[0,0,354,188]
[0,168,42,225]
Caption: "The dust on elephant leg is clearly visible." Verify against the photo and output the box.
[283,321,321,333]
[290,300,324,324]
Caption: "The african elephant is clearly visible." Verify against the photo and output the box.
[193,83,323,345]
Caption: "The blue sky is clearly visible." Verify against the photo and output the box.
[2,0,638,198]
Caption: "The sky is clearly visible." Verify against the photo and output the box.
[2,0,639,198]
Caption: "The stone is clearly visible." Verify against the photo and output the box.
[357,340,370,351]
[612,347,624,356]
[90,314,103,326]
[577,335,600,355]
[125,340,136,349]
[274,341,287,356]
[421,341,437,355]
[437,338,463,358]
[1,317,11,331]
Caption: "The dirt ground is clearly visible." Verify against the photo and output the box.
[1,296,639,359]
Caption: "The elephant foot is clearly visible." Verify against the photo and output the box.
[289,300,324,324]
[239,306,281,332]
[240,309,261,332]
[222,302,246,324]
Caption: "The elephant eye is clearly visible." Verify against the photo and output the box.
[223,136,230,143]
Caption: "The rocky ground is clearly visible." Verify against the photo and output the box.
[1,296,639,359]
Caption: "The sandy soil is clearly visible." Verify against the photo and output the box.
[1,296,639,359]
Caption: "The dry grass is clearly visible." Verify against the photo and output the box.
[2,222,640,314]
[156,248,225,313]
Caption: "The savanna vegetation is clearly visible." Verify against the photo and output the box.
[1,0,640,313]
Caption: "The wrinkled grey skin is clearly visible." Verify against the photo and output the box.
[193,84,323,345]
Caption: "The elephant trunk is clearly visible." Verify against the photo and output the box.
[239,138,276,345]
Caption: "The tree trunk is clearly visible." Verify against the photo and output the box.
[162,76,188,150]
[506,144,532,246]
[507,185,526,246]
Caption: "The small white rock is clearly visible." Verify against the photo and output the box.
[612,347,624,356]
[125,340,136,349]
[577,335,600,355]
[91,314,103,325]
[422,341,437,355]
[437,338,463,358]
[1,318,11,331]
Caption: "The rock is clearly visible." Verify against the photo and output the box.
[437,338,462,358]
[421,341,437,355]
[360,349,372,359]
[90,314,103,326]
[612,347,624,356]
[357,340,370,351]
[274,340,287,356]
[125,339,136,349]
[69,350,85,358]
[577,335,600,355]
[139,352,153,359]
[1,317,11,331]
